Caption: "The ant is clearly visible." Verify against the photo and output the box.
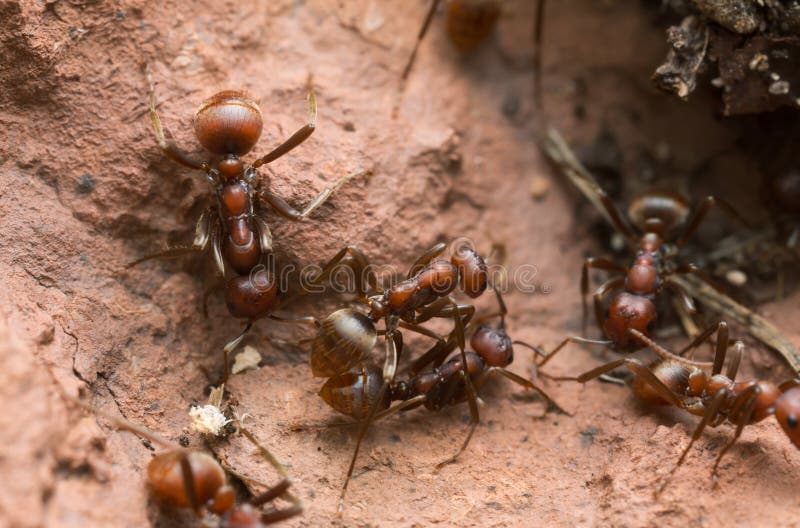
[58,389,302,526]
[578,187,747,352]
[130,68,369,381]
[302,244,567,510]
[402,0,501,80]
[553,324,800,494]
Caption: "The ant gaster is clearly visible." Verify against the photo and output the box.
[132,69,369,381]
[402,0,501,79]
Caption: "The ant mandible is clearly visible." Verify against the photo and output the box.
[555,324,800,494]
[59,390,302,526]
[131,68,369,381]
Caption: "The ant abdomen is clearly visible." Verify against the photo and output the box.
[224,271,278,320]
[470,326,512,367]
[631,360,690,405]
[627,191,690,234]
[318,364,390,419]
[776,387,800,447]
[602,292,657,352]
[194,91,263,156]
[451,245,488,298]
[311,309,378,377]
[446,0,501,53]
[147,450,228,509]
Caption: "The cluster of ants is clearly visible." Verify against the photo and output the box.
[56,0,800,525]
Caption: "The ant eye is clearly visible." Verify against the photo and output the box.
[788,414,798,429]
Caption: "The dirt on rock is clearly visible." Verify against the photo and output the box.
[1,1,799,527]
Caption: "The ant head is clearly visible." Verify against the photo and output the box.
[318,364,390,419]
[147,450,226,509]
[776,387,800,448]
[451,245,488,298]
[194,91,263,156]
[603,293,657,351]
[628,191,690,235]
[470,326,513,367]
[311,309,377,377]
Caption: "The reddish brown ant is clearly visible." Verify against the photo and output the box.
[402,0,501,80]
[59,390,302,526]
[554,325,800,493]
[130,68,369,381]
[578,189,748,352]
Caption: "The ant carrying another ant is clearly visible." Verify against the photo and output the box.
[129,68,370,382]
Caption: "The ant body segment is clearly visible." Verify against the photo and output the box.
[59,392,302,526]
[131,69,369,381]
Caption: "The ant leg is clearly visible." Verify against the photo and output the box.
[406,242,448,279]
[673,321,728,368]
[177,452,202,514]
[535,336,611,369]
[281,246,374,310]
[556,357,684,407]
[676,196,753,247]
[249,478,291,506]
[711,385,761,478]
[126,208,215,268]
[291,394,427,431]
[257,168,371,221]
[58,390,173,448]
[725,341,744,380]
[581,258,627,331]
[211,222,226,277]
[663,278,697,315]
[401,0,443,80]
[254,216,273,254]
[410,303,475,373]
[592,277,625,334]
[252,79,317,168]
[337,329,401,514]
[261,504,305,525]
[627,329,714,369]
[222,322,253,384]
[434,302,482,471]
[475,367,569,415]
[656,387,728,495]
[145,66,210,172]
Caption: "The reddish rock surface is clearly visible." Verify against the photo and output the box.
[1,1,799,527]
